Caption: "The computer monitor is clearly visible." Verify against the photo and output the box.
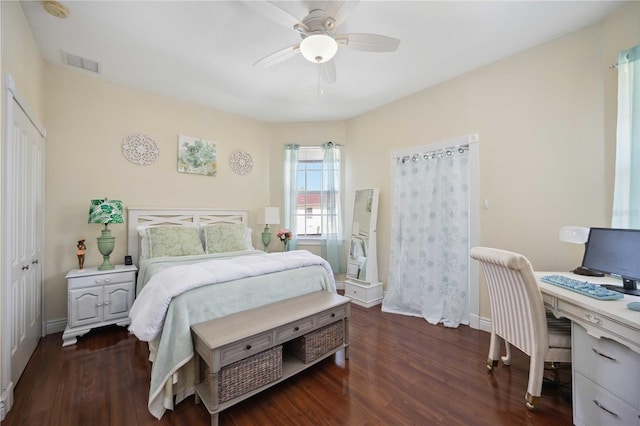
[581,227,640,296]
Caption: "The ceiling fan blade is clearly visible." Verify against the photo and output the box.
[243,1,307,32]
[320,60,336,84]
[336,33,401,52]
[324,0,360,29]
[253,45,301,69]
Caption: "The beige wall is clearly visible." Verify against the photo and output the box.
[1,1,45,118]
[43,68,349,322]
[345,2,640,318]
[4,1,640,326]
[43,65,273,320]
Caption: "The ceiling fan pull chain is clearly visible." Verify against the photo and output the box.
[317,64,324,95]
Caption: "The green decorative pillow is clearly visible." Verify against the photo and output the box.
[147,226,204,258]
[204,223,248,254]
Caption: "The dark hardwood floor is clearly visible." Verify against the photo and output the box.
[4,303,572,425]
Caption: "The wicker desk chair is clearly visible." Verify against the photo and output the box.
[470,247,571,410]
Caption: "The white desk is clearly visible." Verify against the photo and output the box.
[536,272,640,426]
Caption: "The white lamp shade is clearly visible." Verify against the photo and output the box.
[300,34,338,64]
[559,226,590,244]
[261,207,280,225]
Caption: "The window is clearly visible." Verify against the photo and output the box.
[284,142,345,272]
[612,44,639,228]
[294,146,340,237]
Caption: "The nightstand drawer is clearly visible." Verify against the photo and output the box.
[68,271,136,290]
[220,331,274,366]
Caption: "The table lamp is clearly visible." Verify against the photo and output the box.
[261,206,280,252]
[88,198,124,270]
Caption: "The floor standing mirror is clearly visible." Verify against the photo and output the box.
[344,188,383,307]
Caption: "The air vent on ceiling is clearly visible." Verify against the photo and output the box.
[62,51,101,74]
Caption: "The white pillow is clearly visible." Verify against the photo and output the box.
[245,227,254,250]
[137,225,151,259]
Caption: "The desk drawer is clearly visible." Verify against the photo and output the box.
[574,373,639,426]
[556,299,640,353]
[541,292,555,308]
[275,315,316,343]
[220,331,274,367]
[573,324,640,407]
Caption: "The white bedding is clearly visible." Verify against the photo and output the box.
[129,249,335,341]
[128,249,337,419]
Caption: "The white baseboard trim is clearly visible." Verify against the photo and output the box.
[45,318,67,335]
[335,280,344,291]
[478,316,492,333]
[469,313,480,330]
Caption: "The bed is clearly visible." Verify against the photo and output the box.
[126,207,337,419]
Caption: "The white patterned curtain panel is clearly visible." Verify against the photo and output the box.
[382,147,470,327]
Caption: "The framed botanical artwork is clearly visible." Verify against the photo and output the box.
[177,135,217,177]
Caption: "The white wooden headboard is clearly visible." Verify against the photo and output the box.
[127,207,249,265]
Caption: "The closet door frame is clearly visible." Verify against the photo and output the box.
[1,74,47,419]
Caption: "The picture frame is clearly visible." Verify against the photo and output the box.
[177,135,217,177]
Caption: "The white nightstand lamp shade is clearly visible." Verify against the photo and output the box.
[261,207,280,252]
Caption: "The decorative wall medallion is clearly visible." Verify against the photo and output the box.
[229,150,253,175]
[121,134,159,166]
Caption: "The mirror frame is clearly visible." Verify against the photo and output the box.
[346,188,380,286]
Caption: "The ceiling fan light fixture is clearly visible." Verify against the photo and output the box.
[300,34,338,64]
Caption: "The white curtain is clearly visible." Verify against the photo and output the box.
[382,147,470,328]
[283,144,299,250]
[612,44,640,229]
[321,142,346,273]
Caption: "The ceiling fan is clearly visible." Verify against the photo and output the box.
[246,0,401,85]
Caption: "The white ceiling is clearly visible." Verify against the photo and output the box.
[21,0,624,123]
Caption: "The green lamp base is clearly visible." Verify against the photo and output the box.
[97,227,116,271]
[262,225,272,252]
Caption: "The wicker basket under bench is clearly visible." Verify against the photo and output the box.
[191,291,351,426]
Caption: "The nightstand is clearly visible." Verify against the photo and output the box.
[62,264,137,347]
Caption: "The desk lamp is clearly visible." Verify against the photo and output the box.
[88,198,124,270]
[558,226,603,277]
[260,206,280,252]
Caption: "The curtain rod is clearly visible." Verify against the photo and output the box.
[610,52,632,69]
[398,144,469,164]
